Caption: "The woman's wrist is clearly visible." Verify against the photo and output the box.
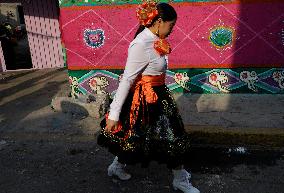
[108,110,120,122]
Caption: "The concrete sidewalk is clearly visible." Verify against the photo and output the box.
[174,94,284,147]
[1,68,284,148]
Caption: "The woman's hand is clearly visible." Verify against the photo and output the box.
[105,118,118,133]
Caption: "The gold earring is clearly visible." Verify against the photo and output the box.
[155,28,159,36]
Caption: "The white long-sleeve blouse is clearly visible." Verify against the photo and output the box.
[108,27,168,121]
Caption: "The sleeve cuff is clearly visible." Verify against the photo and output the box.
[108,110,120,122]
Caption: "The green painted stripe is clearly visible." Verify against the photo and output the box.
[59,0,224,7]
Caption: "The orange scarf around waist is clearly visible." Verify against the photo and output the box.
[105,73,165,140]
[129,73,165,131]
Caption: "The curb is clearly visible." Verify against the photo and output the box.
[185,125,284,148]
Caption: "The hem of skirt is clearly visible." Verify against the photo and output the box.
[97,133,188,169]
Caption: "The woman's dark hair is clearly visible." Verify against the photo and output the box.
[134,2,177,39]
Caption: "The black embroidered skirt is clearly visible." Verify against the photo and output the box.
[97,84,191,169]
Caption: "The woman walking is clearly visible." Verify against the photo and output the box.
[97,1,200,193]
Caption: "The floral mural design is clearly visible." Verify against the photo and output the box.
[174,72,190,91]
[208,71,229,93]
[89,76,109,94]
[69,76,79,98]
[83,29,105,49]
[272,71,284,89]
[240,71,259,92]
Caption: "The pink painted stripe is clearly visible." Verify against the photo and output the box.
[45,0,53,37]
[37,0,47,69]
[48,0,57,37]
[47,36,53,68]
[31,1,41,68]
[57,37,65,67]
[36,36,43,69]
[28,35,36,69]
[22,0,63,69]
[41,1,50,68]
[34,0,43,35]
[46,0,54,68]
[41,0,48,37]
[53,2,61,38]
[24,1,39,69]
[31,32,39,68]
[0,41,6,72]
[50,0,64,67]
[54,37,61,67]
[41,35,48,69]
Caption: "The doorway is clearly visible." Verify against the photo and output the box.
[0,3,32,70]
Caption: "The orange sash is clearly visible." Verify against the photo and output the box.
[129,73,165,131]
[105,73,165,140]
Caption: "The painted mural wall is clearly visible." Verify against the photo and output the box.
[0,41,5,72]
[59,0,284,97]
